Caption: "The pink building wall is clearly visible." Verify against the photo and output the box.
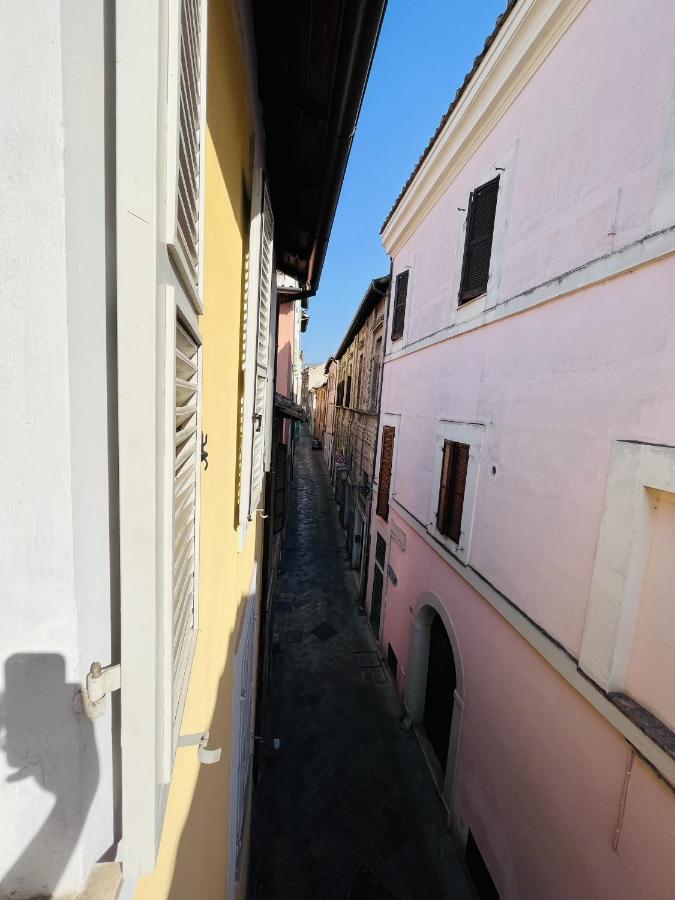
[369,0,675,896]
[276,299,296,444]
[372,517,675,899]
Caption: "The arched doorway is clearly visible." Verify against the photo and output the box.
[423,614,456,773]
[405,593,464,824]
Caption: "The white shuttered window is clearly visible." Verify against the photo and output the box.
[172,317,201,719]
[167,0,208,311]
[248,179,274,518]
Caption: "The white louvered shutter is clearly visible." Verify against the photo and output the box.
[248,181,274,517]
[173,316,201,720]
[167,0,207,309]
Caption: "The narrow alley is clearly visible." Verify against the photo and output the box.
[249,428,473,900]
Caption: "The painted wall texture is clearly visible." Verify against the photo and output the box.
[370,0,675,897]
[0,2,117,895]
[134,0,259,896]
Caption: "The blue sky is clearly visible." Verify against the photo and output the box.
[302,0,506,364]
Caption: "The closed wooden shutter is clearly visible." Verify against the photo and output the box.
[376,426,395,520]
[459,176,499,304]
[176,0,203,291]
[375,532,387,567]
[370,562,384,635]
[249,180,274,517]
[391,270,409,341]
[437,440,470,544]
[273,442,288,534]
[173,317,200,713]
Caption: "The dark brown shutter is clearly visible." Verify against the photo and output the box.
[376,426,395,520]
[273,442,288,533]
[437,440,469,544]
[458,176,499,305]
[437,440,453,531]
[391,270,409,341]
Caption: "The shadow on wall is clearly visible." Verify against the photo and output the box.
[0,654,99,899]
[163,592,250,900]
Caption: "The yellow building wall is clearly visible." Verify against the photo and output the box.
[135,1,259,896]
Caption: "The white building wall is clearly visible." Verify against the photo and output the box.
[0,3,116,896]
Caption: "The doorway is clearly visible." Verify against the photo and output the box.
[423,614,456,773]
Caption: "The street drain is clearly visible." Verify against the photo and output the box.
[359,667,387,684]
[353,649,387,684]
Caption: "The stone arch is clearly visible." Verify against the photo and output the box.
[405,591,465,821]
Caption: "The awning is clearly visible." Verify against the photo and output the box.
[274,393,305,421]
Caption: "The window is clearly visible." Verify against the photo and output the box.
[376,426,395,520]
[273,442,288,534]
[428,421,483,564]
[580,441,675,733]
[375,532,387,567]
[172,315,202,723]
[345,374,352,408]
[437,441,470,544]
[167,0,207,310]
[458,176,500,305]
[355,354,363,407]
[391,270,409,341]
[370,336,382,410]
[246,174,275,520]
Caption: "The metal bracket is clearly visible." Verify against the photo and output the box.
[83,661,121,720]
[177,730,221,765]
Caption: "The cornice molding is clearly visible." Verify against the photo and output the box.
[381,0,590,256]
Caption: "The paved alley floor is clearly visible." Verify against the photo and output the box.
[249,428,473,900]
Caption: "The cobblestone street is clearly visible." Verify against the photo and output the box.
[249,428,472,900]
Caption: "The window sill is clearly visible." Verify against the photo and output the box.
[608,693,675,760]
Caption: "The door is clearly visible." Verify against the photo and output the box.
[423,614,456,773]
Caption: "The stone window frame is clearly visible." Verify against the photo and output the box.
[580,441,675,713]
[426,419,484,565]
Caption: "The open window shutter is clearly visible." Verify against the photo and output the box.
[172,317,201,723]
[438,441,469,544]
[167,0,208,310]
[391,270,409,341]
[273,442,288,534]
[437,440,452,531]
[459,176,499,304]
[376,426,395,520]
[249,181,274,518]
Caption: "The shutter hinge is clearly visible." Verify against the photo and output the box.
[83,661,121,720]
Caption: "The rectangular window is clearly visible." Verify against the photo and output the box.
[437,440,470,544]
[376,426,395,521]
[391,270,409,341]
[458,176,500,305]
[247,177,274,519]
[273,442,288,534]
[167,0,207,310]
[345,374,352,408]
[370,336,382,410]
[172,315,201,723]
[375,532,387,567]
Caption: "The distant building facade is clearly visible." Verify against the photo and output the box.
[367,2,675,898]
[332,276,389,597]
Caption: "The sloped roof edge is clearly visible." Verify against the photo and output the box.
[380,0,519,234]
